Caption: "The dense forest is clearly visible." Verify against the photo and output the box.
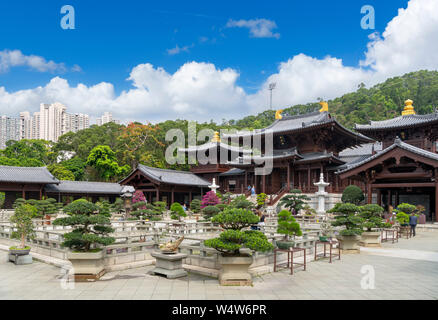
[1,69,438,182]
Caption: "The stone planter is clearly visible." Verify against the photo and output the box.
[276,241,294,250]
[218,255,253,286]
[67,251,105,281]
[336,234,360,253]
[8,247,32,265]
[360,231,381,247]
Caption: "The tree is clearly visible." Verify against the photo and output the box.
[53,199,115,252]
[86,145,130,181]
[170,202,187,220]
[201,191,220,209]
[278,189,310,215]
[359,204,385,231]
[110,198,125,214]
[190,199,201,213]
[277,210,302,242]
[47,163,75,180]
[341,185,364,205]
[201,205,221,220]
[328,203,364,236]
[0,192,4,209]
[10,203,38,249]
[205,208,273,256]
[230,195,254,210]
[62,157,87,180]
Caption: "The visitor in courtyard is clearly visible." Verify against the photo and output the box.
[409,212,418,237]
[258,214,266,228]
[251,185,256,197]
[183,203,187,211]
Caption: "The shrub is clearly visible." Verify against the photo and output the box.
[170,202,187,219]
[16,198,61,218]
[205,207,273,256]
[153,201,167,214]
[328,203,364,236]
[132,190,146,204]
[53,199,115,252]
[359,204,385,231]
[110,198,124,214]
[341,185,364,205]
[10,203,38,249]
[395,212,410,225]
[215,203,228,211]
[395,203,417,215]
[278,189,310,214]
[190,199,201,213]
[201,191,220,209]
[230,195,254,210]
[256,193,267,208]
[277,210,302,241]
[202,205,221,219]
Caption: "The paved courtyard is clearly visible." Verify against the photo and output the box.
[1,231,437,300]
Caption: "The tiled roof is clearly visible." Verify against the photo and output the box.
[339,143,382,157]
[227,147,302,165]
[137,165,210,187]
[355,112,438,131]
[219,168,246,176]
[337,138,438,174]
[0,166,59,184]
[45,180,130,195]
[296,152,344,164]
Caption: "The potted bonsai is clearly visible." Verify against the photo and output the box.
[328,203,364,252]
[319,219,333,242]
[359,204,385,247]
[278,189,310,215]
[276,210,302,249]
[170,202,187,221]
[205,207,273,286]
[53,199,115,280]
[9,203,38,264]
[395,203,416,236]
[201,205,221,220]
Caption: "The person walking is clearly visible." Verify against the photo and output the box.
[409,212,418,237]
[251,185,256,197]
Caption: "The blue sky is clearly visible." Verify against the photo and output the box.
[1,0,436,122]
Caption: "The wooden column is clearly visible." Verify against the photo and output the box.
[156,189,159,202]
[22,186,25,200]
[244,170,248,190]
[189,191,192,203]
[262,174,266,194]
[367,182,372,204]
[287,164,290,191]
[307,166,311,192]
[435,181,438,222]
[171,188,174,204]
[377,189,381,206]
[388,190,392,208]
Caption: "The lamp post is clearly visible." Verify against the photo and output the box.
[269,82,276,110]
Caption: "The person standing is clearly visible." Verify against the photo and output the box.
[409,212,418,237]
[251,185,256,197]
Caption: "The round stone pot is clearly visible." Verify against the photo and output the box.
[9,247,31,256]
[218,255,253,286]
[67,250,105,280]
[336,234,361,251]
[360,231,381,247]
[276,241,295,249]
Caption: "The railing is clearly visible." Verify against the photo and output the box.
[268,186,289,206]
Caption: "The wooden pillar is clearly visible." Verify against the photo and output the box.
[435,182,438,222]
[367,182,372,204]
[22,186,25,200]
[377,189,381,206]
[388,190,392,208]
[39,186,43,200]
[262,174,266,194]
[287,164,290,191]
[307,166,311,192]
[156,189,159,202]
[244,170,248,190]
[171,188,174,204]
[189,191,192,203]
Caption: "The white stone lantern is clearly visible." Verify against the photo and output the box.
[209,178,219,194]
[314,173,330,214]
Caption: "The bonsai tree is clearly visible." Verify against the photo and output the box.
[110,198,125,214]
[153,201,167,214]
[278,189,310,215]
[205,208,273,256]
[319,220,334,239]
[16,198,60,219]
[303,204,317,216]
[359,204,386,231]
[131,201,155,220]
[201,191,220,209]
[10,203,38,250]
[395,212,410,226]
[190,199,201,213]
[170,202,187,220]
[53,199,115,252]
[256,193,267,209]
[221,192,233,204]
[96,200,111,216]
[395,203,416,226]
[277,210,302,247]
[201,205,221,220]
[328,203,364,236]
[230,195,255,210]
[341,185,364,205]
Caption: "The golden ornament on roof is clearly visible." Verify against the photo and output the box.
[211,131,221,142]
[402,99,415,116]
[275,109,283,119]
[319,101,328,112]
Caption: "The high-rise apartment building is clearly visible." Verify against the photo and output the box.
[96,112,119,126]
[0,116,20,149]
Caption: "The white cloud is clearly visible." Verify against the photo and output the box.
[226,18,280,39]
[166,44,194,55]
[0,49,74,73]
[1,0,438,123]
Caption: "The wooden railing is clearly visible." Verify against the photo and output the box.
[268,186,289,206]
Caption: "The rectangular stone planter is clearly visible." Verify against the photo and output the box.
[218,255,253,286]
[150,251,188,279]
[336,235,360,254]
[360,231,381,247]
[67,251,105,281]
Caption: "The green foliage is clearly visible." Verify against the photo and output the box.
[215,203,229,211]
[96,200,111,217]
[86,145,130,181]
[201,205,221,219]
[395,212,410,225]
[53,199,115,252]
[278,189,310,214]
[230,195,254,210]
[13,198,60,218]
[359,204,385,231]
[170,202,187,219]
[328,203,364,236]
[0,192,5,209]
[10,203,38,249]
[153,201,167,214]
[277,210,302,241]
[47,163,75,180]
[211,208,260,230]
[1,139,52,166]
[204,230,273,255]
[256,193,267,208]
[61,157,87,181]
[395,203,417,215]
[341,185,365,205]
[189,199,201,213]
[110,198,124,214]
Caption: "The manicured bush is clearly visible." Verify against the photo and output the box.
[230,195,254,210]
[170,202,187,220]
[277,210,302,241]
[53,199,115,252]
[10,203,38,249]
[359,204,385,231]
[341,185,364,205]
[215,203,228,211]
[190,199,201,213]
[395,203,417,215]
[395,212,410,225]
[202,205,221,219]
[278,189,310,214]
[110,198,125,214]
[201,191,220,209]
[328,203,364,236]
[256,193,267,208]
[205,207,273,256]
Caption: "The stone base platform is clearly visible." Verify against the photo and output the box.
[150,251,188,279]
[8,253,32,265]
[341,249,360,254]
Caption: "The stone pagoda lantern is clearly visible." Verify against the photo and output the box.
[314,173,330,214]
[209,178,219,194]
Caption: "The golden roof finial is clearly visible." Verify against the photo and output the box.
[211,131,221,143]
[275,109,283,120]
[319,101,328,112]
[402,99,415,116]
